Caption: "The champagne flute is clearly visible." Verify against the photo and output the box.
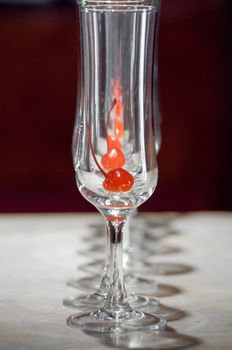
[67,0,166,332]
[66,0,163,302]
[69,0,165,297]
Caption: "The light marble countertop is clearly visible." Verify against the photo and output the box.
[0,212,232,350]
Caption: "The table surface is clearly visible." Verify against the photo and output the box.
[0,212,232,350]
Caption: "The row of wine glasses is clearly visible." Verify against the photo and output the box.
[66,0,167,332]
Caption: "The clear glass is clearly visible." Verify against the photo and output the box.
[64,218,160,308]
[67,0,165,332]
[130,0,163,243]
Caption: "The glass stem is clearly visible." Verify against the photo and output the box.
[95,222,110,296]
[101,217,132,317]
[123,216,130,252]
[123,215,131,269]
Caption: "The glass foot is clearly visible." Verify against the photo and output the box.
[68,273,158,295]
[78,259,193,276]
[63,293,104,308]
[67,310,166,332]
[63,293,159,310]
[68,276,181,298]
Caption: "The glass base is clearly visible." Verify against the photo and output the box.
[67,310,166,332]
[63,293,104,309]
[63,293,159,310]
[68,276,181,298]
[78,259,193,276]
[68,273,158,295]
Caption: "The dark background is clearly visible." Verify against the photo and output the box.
[0,0,231,212]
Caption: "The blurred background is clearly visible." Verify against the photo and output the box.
[0,0,231,212]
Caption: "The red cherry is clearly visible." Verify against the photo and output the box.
[103,168,134,192]
[112,78,122,99]
[115,100,123,118]
[114,118,124,137]
[88,126,134,192]
[101,148,125,170]
[88,95,134,193]
[107,135,121,151]
[106,215,126,222]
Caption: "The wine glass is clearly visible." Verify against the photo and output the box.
[68,0,167,298]
[67,0,166,332]
[66,0,164,302]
